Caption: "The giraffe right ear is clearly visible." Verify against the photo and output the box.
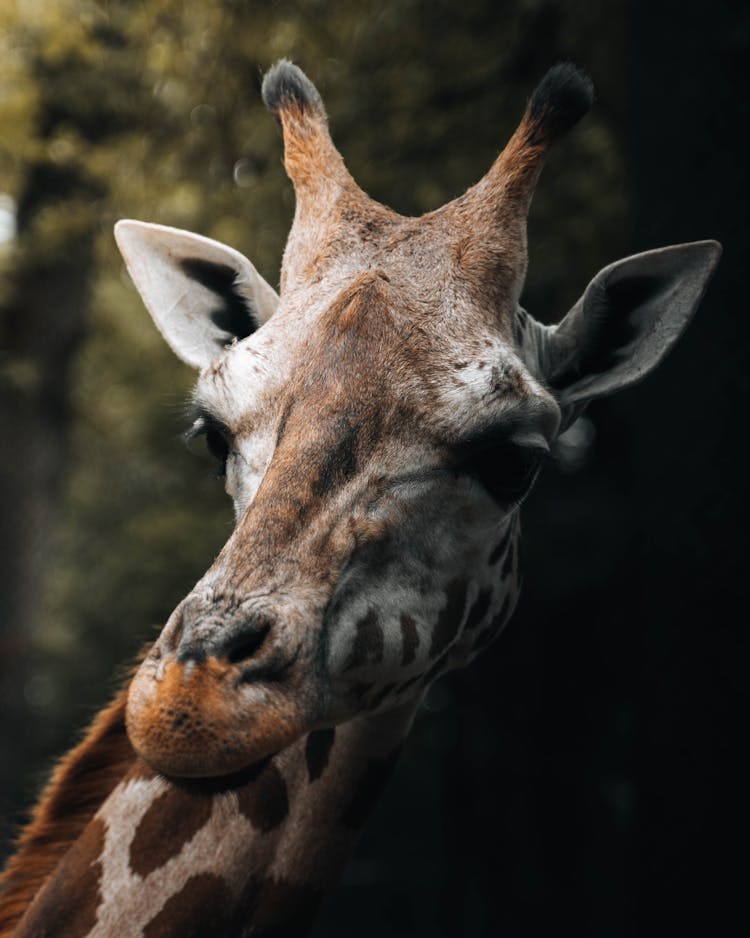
[523,241,721,428]
[114,220,280,370]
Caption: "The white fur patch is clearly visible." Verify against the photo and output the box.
[90,778,258,936]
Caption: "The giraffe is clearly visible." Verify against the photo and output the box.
[0,60,720,937]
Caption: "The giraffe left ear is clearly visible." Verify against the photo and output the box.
[526,241,721,423]
[114,220,280,370]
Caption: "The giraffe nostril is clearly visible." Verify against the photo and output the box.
[224,618,272,665]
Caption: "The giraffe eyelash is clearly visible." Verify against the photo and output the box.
[184,408,232,478]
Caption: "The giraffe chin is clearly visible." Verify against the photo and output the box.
[125,655,311,778]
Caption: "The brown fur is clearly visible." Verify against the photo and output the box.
[279,102,349,191]
[488,112,548,202]
[0,689,134,937]
[236,759,289,832]
[141,872,234,938]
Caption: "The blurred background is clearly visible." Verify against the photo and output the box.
[0,0,747,934]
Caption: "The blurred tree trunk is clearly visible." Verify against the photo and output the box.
[0,86,102,846]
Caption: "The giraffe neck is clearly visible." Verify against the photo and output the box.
[2,518,522,937]
[7,699,418,938]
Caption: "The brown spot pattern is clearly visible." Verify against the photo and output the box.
[430,579,469,657]
[309,416,360,497]
[144,868,324,938]
[344,609,384,671]
[129,787,213,879]
[400,613,419,665]
[142,873,233,938]
[237,759,289,832]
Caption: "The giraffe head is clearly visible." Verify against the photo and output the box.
[116,62,719,778]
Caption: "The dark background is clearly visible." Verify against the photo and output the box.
[0,1,746,934]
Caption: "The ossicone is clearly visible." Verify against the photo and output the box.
[525,62,594,147]
[488,61,594,202]
[259,59,356,212]
[261,59,327,124]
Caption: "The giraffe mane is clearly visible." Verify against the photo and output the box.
[0,651,149,937]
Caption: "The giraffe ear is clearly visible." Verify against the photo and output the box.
[526,241,721,426]
[114,220,280,370]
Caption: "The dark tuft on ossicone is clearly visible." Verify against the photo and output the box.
[261,59,325,120]
[526,63,593,144]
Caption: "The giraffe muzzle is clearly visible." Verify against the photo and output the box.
[125,619,316,778]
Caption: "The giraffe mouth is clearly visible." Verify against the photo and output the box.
[125,646,315,778]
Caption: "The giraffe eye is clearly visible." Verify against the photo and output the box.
[454,434,551,505]
[204,427,230,477]
[477,447,545,503]
[185,411,232,479]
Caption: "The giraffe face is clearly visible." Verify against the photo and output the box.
[118,62,720,779]
[124,256,559,778]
